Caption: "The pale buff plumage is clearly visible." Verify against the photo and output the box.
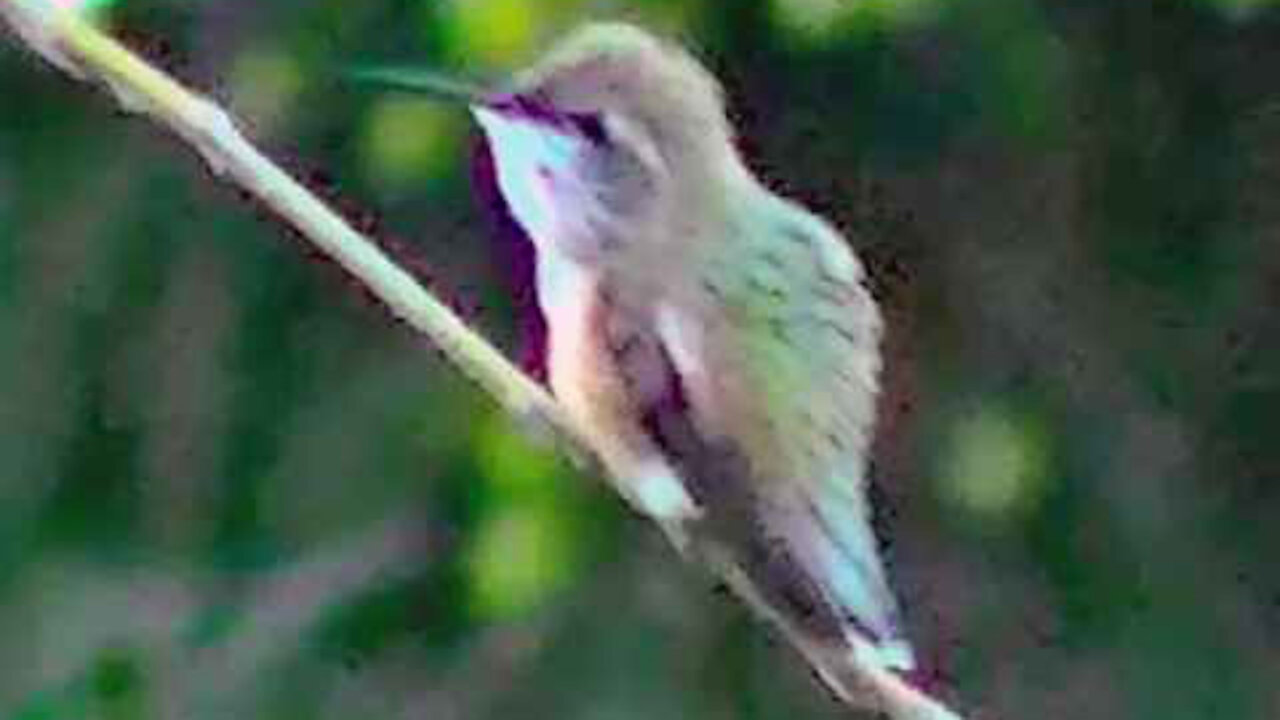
[473,22,915,703]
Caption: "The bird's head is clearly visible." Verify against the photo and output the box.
[472,23,740,262]
[349,23,740,263]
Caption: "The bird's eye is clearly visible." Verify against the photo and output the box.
[565,112,608,145]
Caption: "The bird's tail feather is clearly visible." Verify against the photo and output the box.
[755,593,959,720]
[799,484,916,669]
[805,637,963,720]
[698,542,923,711]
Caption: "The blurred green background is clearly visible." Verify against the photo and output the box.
[2,0,1279,718]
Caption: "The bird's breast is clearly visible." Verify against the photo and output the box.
[537,255,644,455]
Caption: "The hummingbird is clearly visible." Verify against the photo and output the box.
[354,22,915,705]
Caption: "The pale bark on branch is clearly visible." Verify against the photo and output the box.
[0,3,968,718]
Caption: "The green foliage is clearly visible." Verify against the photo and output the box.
[1,0,1278,718]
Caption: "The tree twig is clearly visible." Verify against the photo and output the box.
[2,0,585,458]
[0,3,969,718]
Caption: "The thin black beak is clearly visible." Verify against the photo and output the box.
[343,66,496,105]
[344,66,591,138]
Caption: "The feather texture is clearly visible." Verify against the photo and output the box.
[472,21,916,706]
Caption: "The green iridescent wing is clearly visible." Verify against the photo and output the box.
[665,187,911,668]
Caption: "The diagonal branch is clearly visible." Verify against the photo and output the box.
[1,0,585,459]
[0,3,968,718]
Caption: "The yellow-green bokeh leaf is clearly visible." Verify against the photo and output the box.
[467,503,578,619]
[769,0,942,42]
[473,413,564,500]
[466,415,581,619]
[359,97,461,188]
[437,0,541,68]
[938,403,1051,527]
